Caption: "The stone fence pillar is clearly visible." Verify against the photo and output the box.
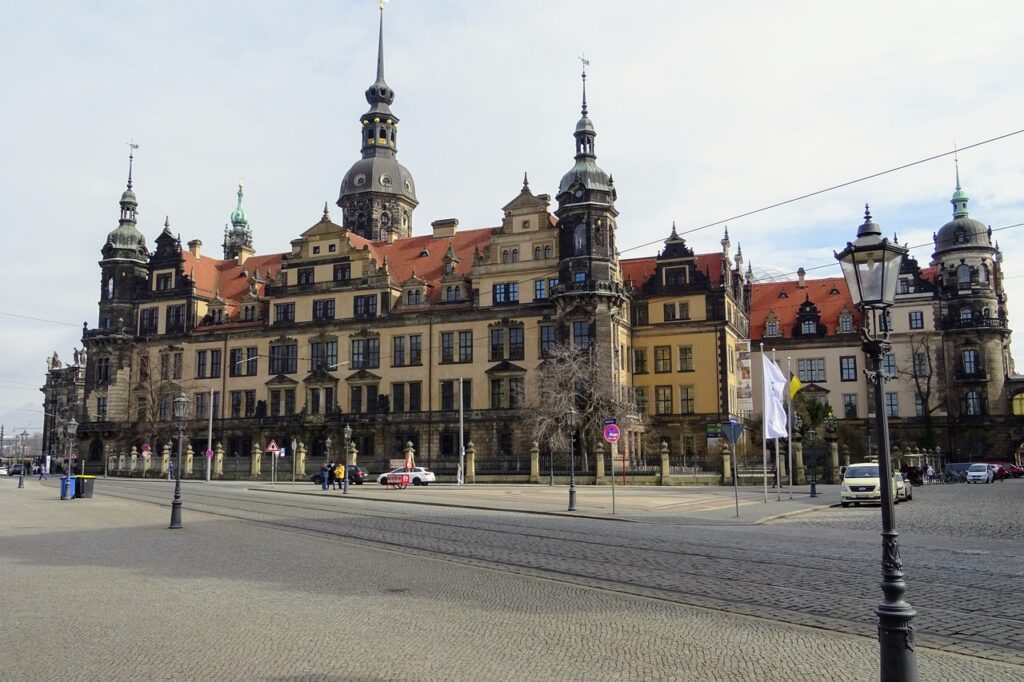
[466,441,476,484]
[185,443,194,477]
[659,440,671,486]
[721,442,732,485]
[594,441,606,484]
[529,442,539,484]
[214,441,225,478]
[251,441,261,478]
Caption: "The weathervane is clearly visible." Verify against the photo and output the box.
[126,140,139,189]
[578,54,590,115]
[379,0,388,10]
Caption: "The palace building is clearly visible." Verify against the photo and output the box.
[41,13,1022,479]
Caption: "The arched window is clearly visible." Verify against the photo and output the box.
[979,264,990,283]
[574,225,587,255]
[957,264,971,284]
[965,390,982,416]
[801,320,816,335]
[378,127,387,140]
[502,250,510,264]
[544,245,552,259]
[534,246,541,261]
[511,249,519,262]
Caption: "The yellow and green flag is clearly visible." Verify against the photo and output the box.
[788,372,803,400]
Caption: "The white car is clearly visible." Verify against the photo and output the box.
[966,462,993,484]
[377,466,436,486]
[0,465,7,476]
[894,472,912,502]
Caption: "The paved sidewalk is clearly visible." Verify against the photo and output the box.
[254,480,839,525]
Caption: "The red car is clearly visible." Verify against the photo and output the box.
[982,460,1022,478]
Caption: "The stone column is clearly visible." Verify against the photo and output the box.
[721,442,732,485]
[777,445,787,480]
[466,441,476,484]
[118,453,126,473]
[185,443,194,477]
[251,441,261,478]
[295,441,305,478]
[594,441,606,484]
[829,440,840,483]
[130,446,138,476]
[213,442,225,478]
[348,441,357,468]
[659,440,671,486]
[160,442,170,476]
[794,436,806,485]
[529,442,540,484]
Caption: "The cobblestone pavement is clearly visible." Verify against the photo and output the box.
[1,477,1022,681]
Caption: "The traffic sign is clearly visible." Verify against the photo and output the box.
[141,442,150,453]
[603,418,617,425]
[265,439,280,454]
[603,423,620,443]
[205,449,214,459]
[721,420,743,444]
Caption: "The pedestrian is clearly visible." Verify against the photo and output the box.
[38,463,48,481]
[333,462,345,490]
[326,462,336,490]
[926,464,934,484]
[320,463,330,490]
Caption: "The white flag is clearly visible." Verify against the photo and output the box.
[762,354,788,438]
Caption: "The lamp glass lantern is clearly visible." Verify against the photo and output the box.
[172,392,190,421]
[835,206,907,313]
[566,407,578,429]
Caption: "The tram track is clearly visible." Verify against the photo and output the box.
[94,479,1024,665]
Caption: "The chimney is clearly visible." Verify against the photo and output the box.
[187,239,202,260]
[797,267,806,288]
[431,218,459,239]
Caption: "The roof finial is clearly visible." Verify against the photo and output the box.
[323,202,330,221]
[376,0,388,83]
[578,54,590,116]
[954,143,961,190]
[126,141,139,190]
[864,203,872,222]
[522,171,529,191]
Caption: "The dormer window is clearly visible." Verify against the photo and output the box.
[801,320,816,335]
[898,279,909,294]
[406,289,423,306]
[839,312,853,333]
[766,318,779,337]
[444,261,454,274]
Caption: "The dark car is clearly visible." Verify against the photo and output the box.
[9,464,26,476]
[310,465,369,485]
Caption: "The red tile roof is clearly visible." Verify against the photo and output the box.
[620,253,728,291]
[182,251,285,301]
[749,276,860,340]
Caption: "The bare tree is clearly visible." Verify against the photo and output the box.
[524,342,642,471]
[896,334,944,449]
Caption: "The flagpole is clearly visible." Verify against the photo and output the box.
[773,349,781,501]
[760,342,768,503]
[788,356,794,500]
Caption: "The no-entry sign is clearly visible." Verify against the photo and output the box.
[603,423,620,443]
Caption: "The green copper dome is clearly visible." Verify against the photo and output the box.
[230,182,248,227]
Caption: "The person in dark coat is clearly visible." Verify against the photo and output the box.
[320,462,330,490]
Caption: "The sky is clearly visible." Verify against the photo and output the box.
[2,0,1024,435]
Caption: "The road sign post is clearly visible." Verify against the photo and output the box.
[722,420,744,518]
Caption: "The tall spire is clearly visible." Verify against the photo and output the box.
[126,141,138,190]
[364,2,395,110]
[376,2,386,85]
[951,150,970,218]
[580,54,589,116]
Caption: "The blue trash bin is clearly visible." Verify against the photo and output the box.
[60,476,76,500]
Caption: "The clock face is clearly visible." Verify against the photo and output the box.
[574,189,583,198]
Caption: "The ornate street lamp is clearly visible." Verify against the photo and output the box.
[566,407,578,511]
[342,423,352,495]
[325,436,333,489]
[805,426,818,498]
[18,430,28,489]
[65,417,77,476]
[168,392,191,529]
[835,205,916,680]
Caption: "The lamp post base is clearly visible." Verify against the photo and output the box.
[169,479,183,529]
[568,483,577,511]
[810,478,817,498]
[18,474,25,489]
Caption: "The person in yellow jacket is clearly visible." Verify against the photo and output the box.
[333,463,346,490]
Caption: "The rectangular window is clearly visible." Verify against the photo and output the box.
[840,356,858,381]
[366,385,377,413]
[654,346,672,373]
[310,341,338,372]
[269,344,298,374]
[275,303,295,323]
[298,267,314,285]
[172,352,183,379]
[230,391,242,418]
[350,338,380,369]
[392,383,406,413]
[885,392,899,418]
[540,325,556,357]
[166,305,186,333]
[393,336,405,367]
[490,329,505,361]
[458,331,473,363]
[797,358,826,382]
[354,295,377,317]
[409,382,422,411]
[96,397,107,420]
[159,353,170,380]
[244,390,256,417]
[633,348,648,374]
[158,398,170,421]
[679,386,695,414]
[194,392,208,419]
[156,273,172,291]
[409,335,422,365]
[441,380,455,411]
[962,349,979,375]
[882,353,897,376]
[908,311,924,329]
[196,351,207,379]
[490,379,504,409]
[843,394,858,418]
[209,349,221,379]
[140,308,158,335]
[508,327,524,360]
[350,386,363,414]
[915,394,926,417]
[679,302,690,320]
[509,377,524,408]
[228,348,244,377]
[493,282,519,305]
[96,357,111,383]
[270,390,281,417]
[333,263,351,282]
[572,321,592,350]
[441,332,454,363]
[913,352,929,376]
[655,386,673,415]
[309,388,321,415]
[283,389,294,415]
[678,346,694,372]
[313,299,335,321]
[534,280,546,300]
[635,387,647,415]
[663,303,677,322]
